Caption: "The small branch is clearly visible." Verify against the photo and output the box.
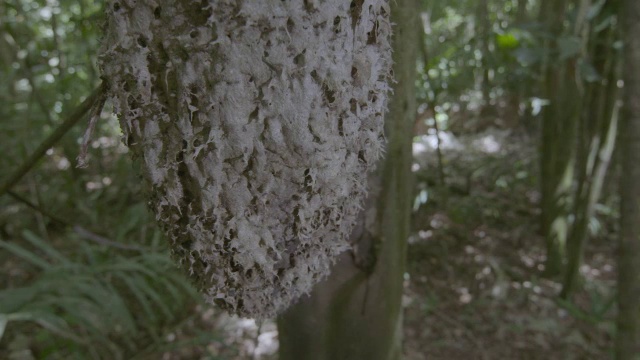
[7,189,144,252]
[432,110,446,186]
[73,226,144,252]
[8,190,69,227]
[418,28,446,187]
[0,84,105,198]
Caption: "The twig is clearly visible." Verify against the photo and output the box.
[432,108,447,186]
[7,190,69,226]
[0,84,105,198]
[418,28,446,186]
[73,226,144,251]
[7,190,143,252]
[252,320,264,359]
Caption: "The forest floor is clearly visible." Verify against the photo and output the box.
[169,128,617,360]
[2,127,615,359]
[403,129,617,359]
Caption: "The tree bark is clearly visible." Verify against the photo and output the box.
[277,0,418,359]
[616,0,640,356]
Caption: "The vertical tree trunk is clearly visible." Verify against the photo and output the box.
[277,0,418,359]
[539,0,578,277]
[514,0,529,128]
[561,0,621,298]
[477,0,492,110]
[616,0,640,356]
[516,0,527,21]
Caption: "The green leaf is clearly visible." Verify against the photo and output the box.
[0,241,51,269]
[117,273,159,329]
[496,32,519,49]
[132,275,174,321]
[22,230,70,265]
[587,0,607,20]
[0,286,40,313]
[593,15,614,33]
[30,312,84,343]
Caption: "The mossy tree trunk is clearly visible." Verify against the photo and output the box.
[277,0,418,359]
[616,0,640,356]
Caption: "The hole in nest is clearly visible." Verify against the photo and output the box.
[358,150,366,164]
[367,20,379,44]
[333,16,341,33]
[249,107,259,121]
[294,51,305,67]
[230,258,241,272]
[324,86,336,104]
[213,298,229,309]
[137,36,148,48]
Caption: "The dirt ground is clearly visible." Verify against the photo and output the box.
[403,130,615,359]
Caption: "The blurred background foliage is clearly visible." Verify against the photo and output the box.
[0,0,628,358]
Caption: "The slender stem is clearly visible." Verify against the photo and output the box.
[418,29,446,186]
[432,111,446,186]
[7,190,70,226]
[0,85,104,198]
[8,189,143,251]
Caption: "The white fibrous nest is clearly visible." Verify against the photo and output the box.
[99,0,392,319]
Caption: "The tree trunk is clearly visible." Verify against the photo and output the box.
[561,0,621,298]
[477,0,492,111]
[277,0,417,359]
[616,0,640,356]
[539,0,578,277]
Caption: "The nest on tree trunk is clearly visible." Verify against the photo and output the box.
[99,0,392,319]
